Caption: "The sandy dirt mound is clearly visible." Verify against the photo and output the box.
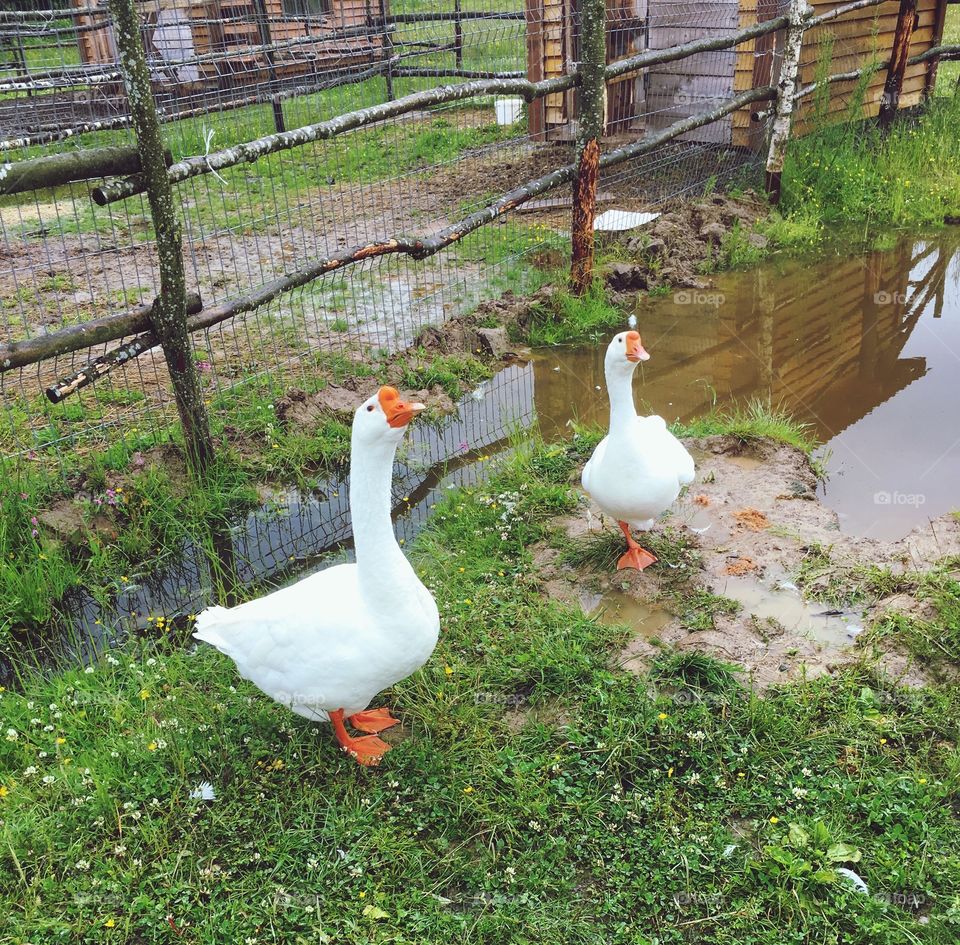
[535,435,960,691]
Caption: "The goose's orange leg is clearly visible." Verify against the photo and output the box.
[617,521,658,571]
[349,707,400,734]
[329,708,390,766]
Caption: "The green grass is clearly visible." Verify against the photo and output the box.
[782,90,960,232]
[521,281,625,347]
[675,399,817,454]
[2,438,960,943]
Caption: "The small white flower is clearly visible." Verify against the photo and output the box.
[801,767,813,777]
[75,859,91,871]
[84,667,94,674]
[107,656,120,666]
[42,775,55,784]
[49,704,58,711]
[5,728,18,741]
[23,766,37,776]
[146,658,156,666]
[189,781,216,801]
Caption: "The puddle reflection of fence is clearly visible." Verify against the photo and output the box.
[51,362,536,655]
[529,235,958,444]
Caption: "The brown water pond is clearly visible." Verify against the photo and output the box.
[532,231,960,541]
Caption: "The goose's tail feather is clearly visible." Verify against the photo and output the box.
[193,606,232,651]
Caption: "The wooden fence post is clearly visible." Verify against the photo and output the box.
[569,0,605,295]
[879,0,919,127]
[924,0,949,99]
[454,0,464,70]
[379,0,395,101]
[763,0,812,205]
[107,0,215,474]
[251,0,286,133]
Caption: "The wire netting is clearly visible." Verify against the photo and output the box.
[0,0,943,644]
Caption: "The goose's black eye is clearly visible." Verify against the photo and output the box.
[366,405,375,412]
[618,338,623,343]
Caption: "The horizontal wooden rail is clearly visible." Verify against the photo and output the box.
[793,43,960,100]
[0,292,202,373]
[387,10,525,22]
[44,85,776,398]
[92,74,579,205]
[0,146,142,195]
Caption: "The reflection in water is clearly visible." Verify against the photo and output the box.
[533,232,960,540]
[25,364,536,674]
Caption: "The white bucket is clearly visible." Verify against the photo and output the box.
[495,97,522,126]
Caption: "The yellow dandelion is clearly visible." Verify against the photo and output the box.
[458,567,465,573]
[444,665,453,676]
[139,689,150,701]
[463,785,474,794]
[918,778,928,785]
[359,891,366,899]
[104,918,115,928]
[657,712,668,721]
[769,816,779,824]
[147,741,157,752]
[879,738,888,745]
[0,785,9,798]
[55,737,66,745]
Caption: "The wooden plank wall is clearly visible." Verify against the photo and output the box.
[734,0,941,146]
[72,0,382,79]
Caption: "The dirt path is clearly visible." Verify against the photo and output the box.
[536,435,960,690]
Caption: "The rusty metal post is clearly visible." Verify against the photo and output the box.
[764,0,812,205]
[569,0,605,295]
[107,0,214,474]
[879,0,919,127]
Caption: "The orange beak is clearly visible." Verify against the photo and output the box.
[625,330,650,363]
[378,385,425,428]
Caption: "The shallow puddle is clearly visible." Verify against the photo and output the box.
[532,231,960,541]
[587,588,673,639]
[718,575,862,650]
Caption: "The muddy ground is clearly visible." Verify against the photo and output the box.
[534,435,960,691]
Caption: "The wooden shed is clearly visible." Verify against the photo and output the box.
[71,0,385,88]
[525,0,946,147]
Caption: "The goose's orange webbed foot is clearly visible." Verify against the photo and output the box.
[348,707,400,734]
[616,521,658,572]
[330,709,391,767]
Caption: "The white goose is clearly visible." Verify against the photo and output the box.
[582,330,695,571]
[195,386,440,766]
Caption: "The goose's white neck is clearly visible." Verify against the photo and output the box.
[349,436,417,603]
[605,365,639,435]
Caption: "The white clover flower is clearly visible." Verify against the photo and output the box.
[42,775,55,784]
[84,667,94,674]
[23,766,37,777]
[5,728,18,741]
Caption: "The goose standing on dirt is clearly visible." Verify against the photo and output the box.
[195,386,440,766]
[582,331,695,571]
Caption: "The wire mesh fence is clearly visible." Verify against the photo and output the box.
[0,0,954,648]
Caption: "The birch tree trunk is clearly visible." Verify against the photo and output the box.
[570,0,606,295]
[107,0,214,473]
[764,0,812,205]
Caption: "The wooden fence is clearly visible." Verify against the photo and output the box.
[0,0,957,472]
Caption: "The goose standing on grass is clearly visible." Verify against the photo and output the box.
[582,331,695,571]
[195,386,440,767]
